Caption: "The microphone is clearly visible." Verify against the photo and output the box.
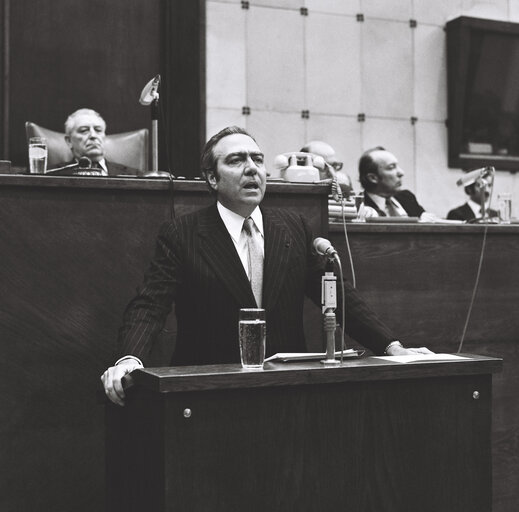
[313,237,338,259]
[46,158,91,175]
[456,166,494,187]
[78,156,92,168]
[139,74,161,105]
[45,161,80,174]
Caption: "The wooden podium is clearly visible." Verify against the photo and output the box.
[105,354,501,512]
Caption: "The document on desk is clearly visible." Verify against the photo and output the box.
[374,353,470,364]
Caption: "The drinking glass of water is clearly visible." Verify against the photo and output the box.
[28,137,48,174]
[238,308,266,369]
[498,193,512,224]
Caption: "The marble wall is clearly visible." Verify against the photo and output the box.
[206,0,519,217]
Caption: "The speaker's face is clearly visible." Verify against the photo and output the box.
[209,134,267,217]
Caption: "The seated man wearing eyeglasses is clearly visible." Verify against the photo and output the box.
[301,140,353,196]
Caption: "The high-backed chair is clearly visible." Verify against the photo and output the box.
[25,122,149,172]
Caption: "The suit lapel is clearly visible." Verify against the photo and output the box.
[262,208,292,309]
[197,204,256,307]
[364,193,386,216]
[463,203,476,220]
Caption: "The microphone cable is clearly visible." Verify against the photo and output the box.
[337,195,357,288]
[333,253,347,364]
[457,182,495,353]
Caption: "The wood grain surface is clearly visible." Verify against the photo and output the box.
[0,176,327,512]
[330,221,519,512]
[107,358,497,512]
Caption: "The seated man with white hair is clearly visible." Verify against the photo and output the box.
[52,108,137,176]
[301,140,353,197]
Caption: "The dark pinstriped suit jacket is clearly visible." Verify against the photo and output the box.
[118,203,395,366]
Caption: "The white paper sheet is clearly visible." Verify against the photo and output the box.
[374,353,470,364]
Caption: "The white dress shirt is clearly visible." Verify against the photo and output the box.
[366,192,408,216]
[467,198,490,218]
[217,202,264,279]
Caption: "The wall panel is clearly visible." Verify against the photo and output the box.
[5,0,161,166]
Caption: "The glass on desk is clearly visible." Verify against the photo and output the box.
[239,308,266,369]
[498,193,512,224]
[28,137,47,174]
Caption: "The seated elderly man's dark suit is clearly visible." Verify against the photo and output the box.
[447,203,498,221]
[363,189,425,217]
[118,204,395,366]
[51,159,137,176]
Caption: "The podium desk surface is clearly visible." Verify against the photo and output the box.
[0,173,330,194]
[129,353,502,394]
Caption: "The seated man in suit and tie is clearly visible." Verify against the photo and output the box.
[51,108,136,176]
[101,126,432,406]
[358,146,438,221]
[300,140,353,197]
[447,179,499,222]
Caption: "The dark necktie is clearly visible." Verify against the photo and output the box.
[385,197,402,217]
[242,217,263,307]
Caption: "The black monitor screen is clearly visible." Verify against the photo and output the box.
[464,31,519,157]
[447,16,519,170]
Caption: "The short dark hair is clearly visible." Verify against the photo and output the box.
[200,126,257,192]
[464,183,476,195]
[358,146,385,192]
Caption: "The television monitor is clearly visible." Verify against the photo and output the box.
[447,16,519,171]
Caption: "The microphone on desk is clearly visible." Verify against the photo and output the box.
[313,237,338,260]
[45,158,92,175]
[78,156,92,168]
[314,237,342,365]
[456,166,495,187]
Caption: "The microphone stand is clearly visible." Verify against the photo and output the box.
[151,96,159,173]
[321,259,340,365]
[473,175,492,224]
[139,75,170,178]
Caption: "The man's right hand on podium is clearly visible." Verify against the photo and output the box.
[101,357,143,406]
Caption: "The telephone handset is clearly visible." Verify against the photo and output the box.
[273,152,326,182]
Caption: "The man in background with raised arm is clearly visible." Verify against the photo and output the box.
[447,178,499,221]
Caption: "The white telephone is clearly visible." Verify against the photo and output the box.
[273,152,326,183]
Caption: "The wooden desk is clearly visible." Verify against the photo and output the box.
[106,355,501,512]
[330,221,519,512]
[0,175,328,512]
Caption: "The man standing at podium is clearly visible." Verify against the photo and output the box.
[102,126,431,406]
